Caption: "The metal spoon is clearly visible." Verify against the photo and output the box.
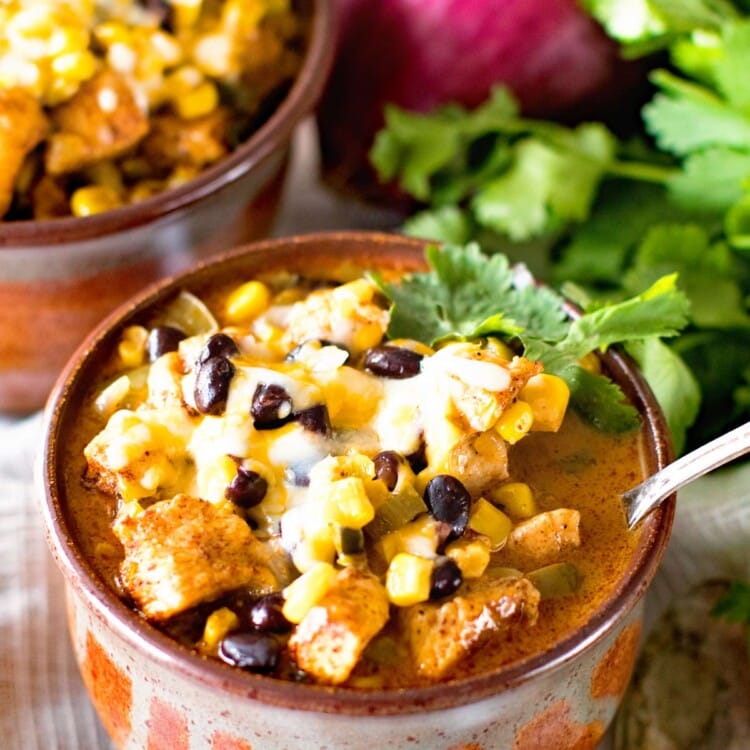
[623,420,750,529]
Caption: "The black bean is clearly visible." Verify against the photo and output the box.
[198,333,239,365]
[194,356,235,415]
[363,346,423,379]
[406,442,427,474]
[423,475,472,540]
[294,404,330,435]
[226,466,267,508]
[218,631,279,672]
[251,383,293,429]
[373,450,402,491]
[430,557,463,600]
[146,325,186,361]
[249,593,291,633]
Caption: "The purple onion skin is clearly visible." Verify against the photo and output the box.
[317,0,648,201]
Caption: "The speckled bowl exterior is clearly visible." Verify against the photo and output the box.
[0,0,335,415]
[40,232,675,750]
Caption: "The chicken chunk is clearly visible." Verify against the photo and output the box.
[45,71,148,175]
[282,279,390,356]
[399,574,540,679]
[506,508,581,563]
[0,88,48,217]
[287,568,390,685]
[140,108,232,170]
[84,408,195,503]
[440,429,509,498]
[114,494,276,621]
[425,343,542,432]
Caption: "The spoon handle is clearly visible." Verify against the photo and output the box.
[623,421,750,529]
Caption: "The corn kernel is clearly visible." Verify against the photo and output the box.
[379,515,439,563]
[484,337,515,360]
[333,278,375,304]
[175,79,219,119]
[487,482,538,520]
[282,562,336,624]
[387,338,435,357]
[292,525,336,573]
[117,325,148,368]
[51,49,97,82]
[197,454,238,504]
[201,607,240,650]
[578,352,602,374]
[469,498,512,550]
[495,400,534,444]
[171,0,203,30]
[386,553,433,607]
[225,280,272,324]
[70,184,122,217]
[352,320,385,353]
[445,538,491,579]
[323,477,375,529]
[519,373,570,432]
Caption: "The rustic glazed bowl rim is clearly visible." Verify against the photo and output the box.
[40,231,675,716]
[0,0,334,248]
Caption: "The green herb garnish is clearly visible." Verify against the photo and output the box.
[369,3,750,455]
[712,580,750,657]
[373,243,689,432]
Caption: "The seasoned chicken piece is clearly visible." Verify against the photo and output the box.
[84,407,195,502]
[45,71,148,175]
[425,343,542,432]
[31,174,69,219]
[0,88,48,217]
[282,279,390,356]
[140,109,232,170]
[428,429,509,498]
[507,508,581,563]
[146,352,187,409]
[287,568,389,685]
[114,494,276,620]
[399,575,540,679]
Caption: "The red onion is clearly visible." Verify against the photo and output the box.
[317,0,648,201]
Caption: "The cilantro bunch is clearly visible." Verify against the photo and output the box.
[370,0,750,454]
[373,243,689,433]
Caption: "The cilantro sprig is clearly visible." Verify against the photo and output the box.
[373,244,690,433]
[712,580,750,657]
[369,2,750,454]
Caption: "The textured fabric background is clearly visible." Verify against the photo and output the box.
[2,121,748,750]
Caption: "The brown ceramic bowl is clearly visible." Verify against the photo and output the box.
[40,232,675,750]
[0,0,335,415]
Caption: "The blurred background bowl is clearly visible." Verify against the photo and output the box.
[0,0,334,415]
[40,231,675,750]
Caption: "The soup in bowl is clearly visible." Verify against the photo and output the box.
[40,231,675,749]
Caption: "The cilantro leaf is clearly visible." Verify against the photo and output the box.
[667,147,750,212]
[624,224,750,328]
[372,243,521,345]
[713,19,750,108]
[472,125,616,241]
[625,337,701,454]
[375,244,690,432]
[712,581,750,656]
[644,71,750,156]
[713,581,750,621]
